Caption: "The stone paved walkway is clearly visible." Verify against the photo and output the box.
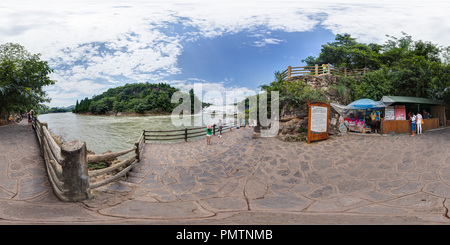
[1,121,450,224]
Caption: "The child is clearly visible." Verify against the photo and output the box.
[410,112,417,136]
[206,124,212,145]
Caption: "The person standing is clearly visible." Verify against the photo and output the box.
[370,110,376,133]
[410,112,417,137]
[206,124,212,145]
[416,111,423,135]
[217,119,223,138]
[27,110,34,131]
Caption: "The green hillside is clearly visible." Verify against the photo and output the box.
[73,82,208,115]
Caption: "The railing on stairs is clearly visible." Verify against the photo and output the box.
[32,117,144,201]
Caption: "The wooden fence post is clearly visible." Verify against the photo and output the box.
[288,66,291,78]
[135,141,140,162]
[213,124,216,135]
[344,67,347,77]
[39,122,48,157]
[143,130,146,143]
[61,140,91,201]
[363,67,366,76]
[315,64,318,76]
[327,64,331,75]
[185,128,188,142]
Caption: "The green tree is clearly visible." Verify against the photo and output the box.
[134,103,146,114]
[342,33,450,104]
[259,71,325,110]
[156,91,170,111]
[113,100,125,112]
[302,34,382,69]
[74,99,79,113]
[0,43,55,116]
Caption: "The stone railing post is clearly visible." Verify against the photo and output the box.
[61,140,91,201]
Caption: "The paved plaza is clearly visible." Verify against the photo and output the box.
[0,120,450,224]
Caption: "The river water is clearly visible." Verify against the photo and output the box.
[38,112,232,154]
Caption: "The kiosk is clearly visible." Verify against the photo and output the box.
[380,96,446,134]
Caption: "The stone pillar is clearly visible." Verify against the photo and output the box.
[61,140,91,201]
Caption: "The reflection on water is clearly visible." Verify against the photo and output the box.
[38,112,233,154]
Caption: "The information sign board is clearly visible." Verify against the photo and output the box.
[308,101,330,144]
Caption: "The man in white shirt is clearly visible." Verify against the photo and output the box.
[416,112,423,135]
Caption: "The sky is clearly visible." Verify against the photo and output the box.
[1,0,449,107]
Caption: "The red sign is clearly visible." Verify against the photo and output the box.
[395,105,406,120]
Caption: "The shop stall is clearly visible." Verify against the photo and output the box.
[379,96,446,134]
[331,98,388,134]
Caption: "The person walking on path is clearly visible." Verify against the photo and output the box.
[410,112,417,136]
[206,124,212,145]
[416,111,423,135]
[27,110,34,131]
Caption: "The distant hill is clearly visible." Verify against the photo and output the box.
[36,105,74,114]
[73,82,210,115]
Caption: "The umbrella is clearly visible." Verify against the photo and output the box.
[344,98,387,133]
[346,98,385,110]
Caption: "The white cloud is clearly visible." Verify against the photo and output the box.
[252,38,285,47]
[168,78,258,106]
[1,0,449,107]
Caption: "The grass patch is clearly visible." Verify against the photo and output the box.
[88,161,109,170]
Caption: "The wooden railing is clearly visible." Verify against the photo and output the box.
[33,117,241,201]
[88,130,144,189]
[282,64,371,79]
[33,117,144,201]
[144,122,236,142]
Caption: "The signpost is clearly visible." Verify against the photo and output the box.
[307,100,330,144]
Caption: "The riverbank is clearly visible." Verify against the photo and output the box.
[74,111,172,117]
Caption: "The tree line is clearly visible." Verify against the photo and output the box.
[73,82,210,115]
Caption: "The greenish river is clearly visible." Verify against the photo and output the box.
[38,112,231,154]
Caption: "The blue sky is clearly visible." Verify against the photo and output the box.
[1,0,449,107]
[172,27,335,89]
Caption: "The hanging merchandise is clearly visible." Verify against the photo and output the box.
[331,98,390,134]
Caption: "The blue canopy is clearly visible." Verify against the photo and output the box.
[346,99,386,109]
